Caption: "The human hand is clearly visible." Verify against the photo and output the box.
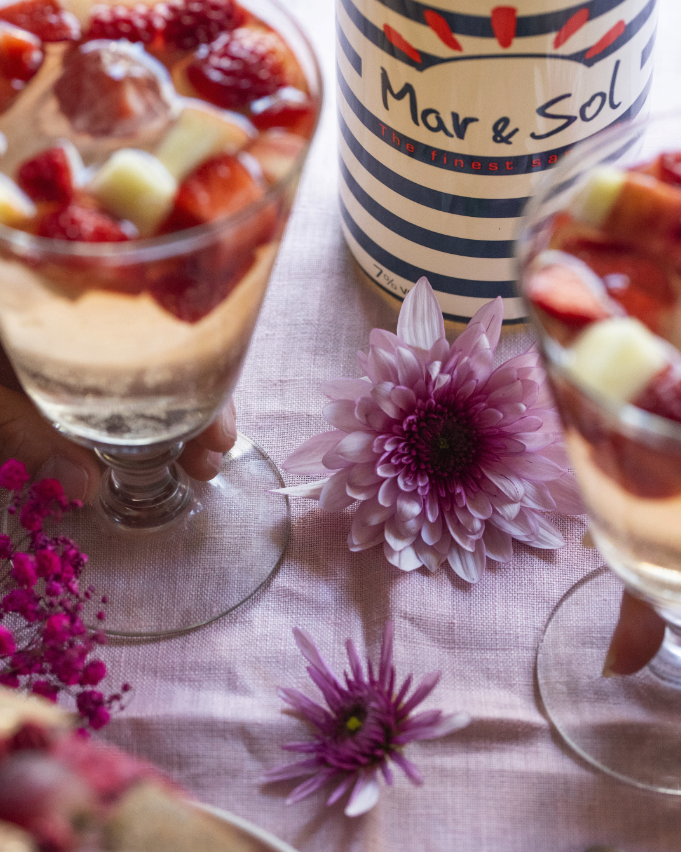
[602,590,666,676]
[0,348,237,502]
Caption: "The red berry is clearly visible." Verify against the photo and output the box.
[634,362,681,424]
[0,21,42,82]
[37,203,130,242]
[18,145,77,203]
[0,0,80,42]
[249,86,316,136]
[84,3,166,46]
[525,257,614,330]
[54,40,174,138]
[560,237,674,335]
[163,0,244,50]
[150,257,250,322]
[186,26,287,110]
[162,152,263,231]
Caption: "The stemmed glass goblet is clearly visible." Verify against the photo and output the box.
[0,0,322,636]
[518,112,681,793]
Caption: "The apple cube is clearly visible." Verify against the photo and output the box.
[570,166,626,227]
[0,172,35,226]
[568,316,669,404]
[245,130,306,185]
[155,100,253,181]
[89,149,177,236]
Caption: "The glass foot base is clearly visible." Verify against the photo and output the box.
[67,433,290,637]
[537,567,681,794]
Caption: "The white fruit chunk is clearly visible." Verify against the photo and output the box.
[570,165,626,227]
[89,149,177,236]
[155,100,253,181]
[246,131,306,185]
[0,173,35,226]
[568,317,668,403]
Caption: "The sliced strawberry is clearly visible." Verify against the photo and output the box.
[186,26,287,110]
[0,21,41,82]
[17,145,79,203]
[37,203,130,241]
[161,152,263,231]
[634,362,681,424]
[249,87,316,136]
[559,237,674,335]
[637,152,681,187]
[54,40,174,138]
[84,3,167,46]
[525,254,615,330]
[149,252,253,322]
[163,0,244,50]
[0,0,80,42]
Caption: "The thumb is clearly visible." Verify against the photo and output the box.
[602,590,666,677]
[0,385,101,502]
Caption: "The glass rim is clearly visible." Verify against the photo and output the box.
[0,0,324,262]
[516,108,681,449]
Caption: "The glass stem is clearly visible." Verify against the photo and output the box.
[96,443,193,531]
[648,612,681,689]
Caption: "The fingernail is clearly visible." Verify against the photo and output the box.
[601,648,617,678]
[37,455,89,502]
[206,451,223,476]
[220,403,237,444]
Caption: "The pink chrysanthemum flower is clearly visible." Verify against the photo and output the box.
[280,278,583,582]
[263,622,469,817]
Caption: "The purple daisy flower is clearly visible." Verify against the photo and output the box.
[280,278,583,582]
[263,622,469,817]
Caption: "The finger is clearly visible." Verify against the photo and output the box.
[177,441,223,481]
[192,397,237,453]
[602,590,666,677]
[0,385,100,502]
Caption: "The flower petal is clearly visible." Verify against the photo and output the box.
[414,538,444,572]
[384,542,423,571]
[283,432,344,474]
[323,399,368,433]
[481,523,514,563]
[470,296,503,350]
[320,470,356,512]
[353,496,394,528]
[447,542,485,582]
[397,276,445,350]
[335,431,378,463]
[345,770,381,817]
[546,472,585,516]
[415,710,471,739]
[320,377,372,400]
[273,480,326,500]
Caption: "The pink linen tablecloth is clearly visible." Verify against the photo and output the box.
[98,2,681,850]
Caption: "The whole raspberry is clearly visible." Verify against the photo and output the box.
[186,26,286,110]
[163,0,244,50]
[84,3,167,45]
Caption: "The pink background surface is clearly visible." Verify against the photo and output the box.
[98,2,681,850]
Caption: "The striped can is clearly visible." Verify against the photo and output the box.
[336,0,658,323]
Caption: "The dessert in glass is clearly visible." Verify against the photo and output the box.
[0,0,321,635]
[517,113,681,793]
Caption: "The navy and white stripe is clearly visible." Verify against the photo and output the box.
[337,0,657,322]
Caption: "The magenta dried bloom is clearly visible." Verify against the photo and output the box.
[263,623,469,817]
[0,625,16,656]
[0,459,30,491]
[280,278,584,582]
[11,554,38,588]
[0,459,129,731]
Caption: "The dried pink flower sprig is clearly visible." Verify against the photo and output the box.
[279,278,583,582]
[0,459,128,731]
[263,622,469,817]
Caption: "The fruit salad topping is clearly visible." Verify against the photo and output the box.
[0,0,317,321]
[525,150,681,497]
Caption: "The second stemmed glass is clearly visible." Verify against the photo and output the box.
[0,0,322,636]
[517,112,681,793]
